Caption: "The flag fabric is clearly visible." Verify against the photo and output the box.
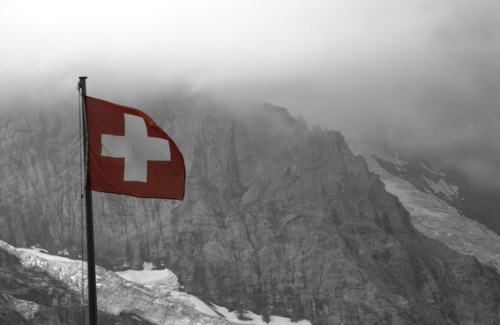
[84,96,185,199]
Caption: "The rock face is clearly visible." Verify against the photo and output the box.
[1,96,500,324]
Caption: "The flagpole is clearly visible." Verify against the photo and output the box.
[78,76,99,325]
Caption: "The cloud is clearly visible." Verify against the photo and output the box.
[366,0,500,189]
[1,0,499,188]
[452,158,500,191]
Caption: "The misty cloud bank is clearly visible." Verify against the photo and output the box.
[1,0,499,189]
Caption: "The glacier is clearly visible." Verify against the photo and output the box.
[348,137,500,272]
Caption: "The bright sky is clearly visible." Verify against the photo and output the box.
[1,0,499,187]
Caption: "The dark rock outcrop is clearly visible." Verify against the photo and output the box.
[1,95,500,324]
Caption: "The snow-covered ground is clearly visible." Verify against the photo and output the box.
[422,176,459,201]
[115,267,312,325]
[0,240,312,325]
[211,305,312,325]
[117,267,180,292]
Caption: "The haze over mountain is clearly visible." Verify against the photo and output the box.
[1,0,499,190]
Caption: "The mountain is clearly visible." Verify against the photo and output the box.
[1,95,500,324]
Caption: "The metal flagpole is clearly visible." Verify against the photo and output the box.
[78,76,99,325]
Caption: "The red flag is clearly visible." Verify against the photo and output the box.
[84,96,185,199]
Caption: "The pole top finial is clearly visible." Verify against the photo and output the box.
[78,77,88,93]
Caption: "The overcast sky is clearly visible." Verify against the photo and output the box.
[1,0,499,188]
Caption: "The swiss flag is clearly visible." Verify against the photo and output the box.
[84,96,185,199]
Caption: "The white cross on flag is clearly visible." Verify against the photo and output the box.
[84,96,185,199]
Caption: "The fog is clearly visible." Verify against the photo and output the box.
[1,0,499,189]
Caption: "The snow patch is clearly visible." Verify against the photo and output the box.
[29,244,48,253]
[212,304,312,325]
[383,181,455,219]
[57,248,69,256]
[18,248,74,263]
[390,153,406,168]
[116,268,180,292]
[143,261,154,270]
[169,291,220,317]
[420,162,446,176]
[423,177,458,200]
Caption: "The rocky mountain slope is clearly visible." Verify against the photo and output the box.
[1,95,500,324]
